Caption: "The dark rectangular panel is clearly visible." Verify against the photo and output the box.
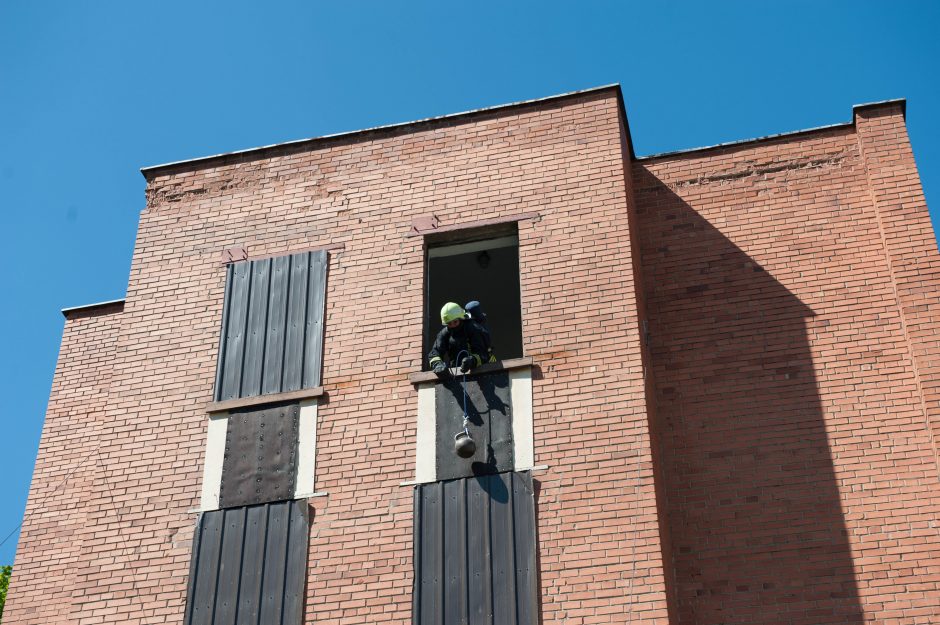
[490,473,516,625]
[302,251,327,389]
[220,403,299,508]
[241,258,272,398]
[511,475,538,625]
[184,500,309,625]
[467,476,492,625]
[436,371,513,481]
[414,471,538,625]
[415,481,443,624]
[282,252,310,393]
[218,262,252,401]
[261,255,291,395]
[442,479,467,625]
[282,500,309,623]
[235,505,269,624]
[214,250,328,401]
[213,507,246,625]
[259,502,291,624]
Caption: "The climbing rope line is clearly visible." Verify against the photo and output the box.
[452,349,478,458]
[458,349,470,435]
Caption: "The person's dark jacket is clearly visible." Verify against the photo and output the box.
[428,320,488,372]
[474,321,496,363]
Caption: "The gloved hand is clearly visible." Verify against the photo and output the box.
[459,356,474,373]
[432,361,448,374]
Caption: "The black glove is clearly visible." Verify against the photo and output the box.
[459,356,474,373]
[432,361,447,374]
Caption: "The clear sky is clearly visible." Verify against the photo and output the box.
[1,1,938,564]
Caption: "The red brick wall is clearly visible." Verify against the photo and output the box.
[856,103,940,470]
[7,89,672,624]
[635,109,940,624]
[5,303,123,624]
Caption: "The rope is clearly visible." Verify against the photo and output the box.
[455,349,471,437]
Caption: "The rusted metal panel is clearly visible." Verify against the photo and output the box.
[214,250,327,402]
[414,471,538,625]
[219,403,299,509]
[435,371,514,481]
[183,500,308,625]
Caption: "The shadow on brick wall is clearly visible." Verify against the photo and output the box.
[633,166,864,625]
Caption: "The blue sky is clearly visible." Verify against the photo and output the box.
[1,1,938,564]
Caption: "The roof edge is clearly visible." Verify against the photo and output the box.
[141,84,624,179]
[853,97,906,118]
[61,298,125,319]
[637,98,907,162]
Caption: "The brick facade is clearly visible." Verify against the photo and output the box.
[636,107,940,624]
[6,87,940,624]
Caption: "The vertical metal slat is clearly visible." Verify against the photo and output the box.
[241,258,272,398]
[213,507,247,625]
[491,472,517,625]
[262,255,291,395]
[418,482,441,625]
[220,262,252,401]
[512,473,538,625]
[190,509,226,625]
[443,479,462,625]
[213,268,235,402]
[413,487,423,625]
[183,513,207,625]
[282,501,309,624]
[282,252,310,392]
[467,476,492,625]
[235,504,269,625]
[259,502,291,624]
[302,250,327,389]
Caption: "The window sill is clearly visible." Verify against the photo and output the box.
[205,386,324,413]
[408,356,534,386]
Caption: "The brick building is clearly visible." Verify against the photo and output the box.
[6,85,940,624]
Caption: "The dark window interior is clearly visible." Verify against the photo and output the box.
[424,225,523,367]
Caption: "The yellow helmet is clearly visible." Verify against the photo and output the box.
[440,302,468,325]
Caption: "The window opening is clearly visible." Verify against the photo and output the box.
[424,225,523,368]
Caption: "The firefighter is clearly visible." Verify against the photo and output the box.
[465,300,496,363]
[428,302,488,374]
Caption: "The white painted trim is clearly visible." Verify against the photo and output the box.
[415,383,437,482]
[427,235,518,258]
[200,413,229,511]
[294,399,318,499]
[516,465,549,472]
[510,368,534,470]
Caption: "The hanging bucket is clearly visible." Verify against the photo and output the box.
[454,430,476,458]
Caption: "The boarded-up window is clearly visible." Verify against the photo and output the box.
[434,372,514,481]
[214,250,327,402]
[184,500,308,625]
[413,471,538,625]
[187,248,326,624]
[220,403,300,508]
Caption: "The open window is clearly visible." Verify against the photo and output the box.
[424,223,523,367]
